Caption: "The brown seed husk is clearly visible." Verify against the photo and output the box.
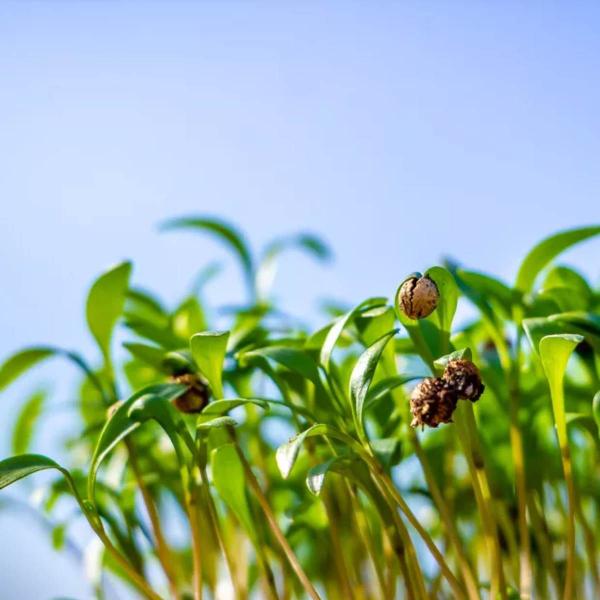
[171,373,210,414]
[410,377,458,429]
[399,275,439,320]
[443,359,485,402]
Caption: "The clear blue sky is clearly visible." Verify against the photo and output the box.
[1,2,599,598]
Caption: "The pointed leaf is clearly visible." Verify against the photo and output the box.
[200,397,270,416]
[86,262,132,362]
[197,416,238,431]
[276,424,328,479]
[539,334,583,446]
[0,347,56,392]
[350,330,397,439]
[516,226,600,293]
[161,216,254,291]
[319,297,387,370]
[0,454,65,490]
[211,444,257,541]
[88,383,185,499]
[190,331,229,399]
[241,346,321,386]
[256,233,332,298]
[12,390,45,455]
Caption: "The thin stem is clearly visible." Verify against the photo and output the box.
[229,430,321,600]
[453,403,505,600]
[364,454,466,599]
[127,440,180,599]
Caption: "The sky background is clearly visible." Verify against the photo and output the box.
[1,2,600,598]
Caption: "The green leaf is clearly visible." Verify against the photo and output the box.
[433,348,472,372]
[190,331,230,399]
[211,444,257,541]
[539,334,583,447]
[161,216,254,292]
[172,297,207,340]
[319,297,388,370]
[0,347,107,401]
[256,233,332,299]
[276,424,328,479]
[0,454,66,490]
[306,457,350,496]
[593,392,600,434]
[364,375,421,410]
[87,383,186,500]
[12,390,45,455]
[123,343,166,371]
[128,389,191,461]
[516,226,600,293]
[425,266,459,339]
[197,416,238,431]
[86,262,132,362]
[349,330,397,440]
[199,397,270,416]
[0,347,56,392]
[241,346,322,386]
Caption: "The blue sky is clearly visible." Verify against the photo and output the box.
[1,2,599,598]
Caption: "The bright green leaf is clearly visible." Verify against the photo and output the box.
[276,424,328,479]
[190,331,229,399]
[161,216,254,293]
[539,334,583,447]
[349,330,397,440]
[0,454,66,490]
[211,444,257,541]
[12,390,45,455]
[86,262,132,362]
[0,347,56,392]
[516,226,600,293]
[320,297,388,370]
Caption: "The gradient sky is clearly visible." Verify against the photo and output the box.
[1,2,599,598]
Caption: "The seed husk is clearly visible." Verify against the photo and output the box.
[398,275,439,320]
[410,377,458,429]
[171,372,210,413]
[443,359,485,402]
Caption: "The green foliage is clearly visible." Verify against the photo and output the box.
[1,220,599,600]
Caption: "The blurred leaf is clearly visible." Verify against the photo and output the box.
[123,343,166,371]
[319,297,387,370]
[0,347,55,392]
[306,456,353,496]
[52,523,66,550]
[516,226,600,293]
[190,331,229,399]
[172,297,207,340]
[87,383,185,500]
[256,233,332,299]
[539,334,583,447]
[126,288,169,326]
[371,438,403,468]
[86,262,132,363]
[197,416,238,431]
[364,375,420,410]
[593,391,600,434]
[12,389,45,455]
[161,216,254,292]
[200,397,269,416]
[128,389,191,461]
[350,330,397,441]
[241,346,321,386]
[0,454,68,490]
[433,348,472,372]
[211,444,257,541]
[276,424,328,479]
